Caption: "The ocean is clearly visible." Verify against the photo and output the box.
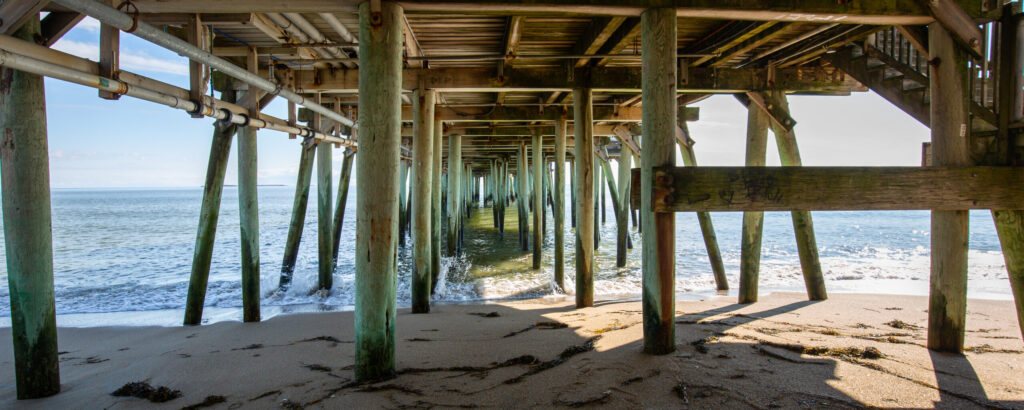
[0,186,1012,327]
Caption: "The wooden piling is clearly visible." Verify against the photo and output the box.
[412,89,435,313]
[594,161,601,250]
[519,141,530,251]
[355,0,403,381]
[185,87,239,324]
[331,149,355,268]
[927,22,971,352]
[640,7,677,354]
[570,159,577,229]
[533,134,543,269]
[317,139,333,291]
[738,100,769,304]
[0,15,61,399]
[277,139,316,290]
[431,119,442,292]
[574,88,595,308]
[237,63,261,322]
[399,159,409,247]
[616,153,631,267]
[766,91,826,300]
[447,134,462,256]
[677,123,728,291]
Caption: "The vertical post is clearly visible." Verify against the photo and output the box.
[238,47,261,323]
[317,130,333,291]
[594,157,600,249]
[519,141,530,251]
[600,165,606,224]
[533,133,543,269]
[570,159,577,228]
[677,122,727,291]
[447,134,462,256]
[738,102,769,304]
[355,0,403,381]
[331,149,355,268]
[616,152,631,267]
[765,91,826,300]
[640,7,676,354]
[279,140,316,289]
[98,0,119,100]
[431,119,443,293]
[398,159,409,247]
[1,16,60,399]
[185,86,239,324]
[574,88,595,308]
[186,14,204,118]
[412,89,435,313]
[928,22,971,352]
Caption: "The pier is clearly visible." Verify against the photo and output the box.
[1,0,1023,402]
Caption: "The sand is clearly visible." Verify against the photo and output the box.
[1,292,1023,408]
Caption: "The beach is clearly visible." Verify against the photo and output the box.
[2,292,1021,408]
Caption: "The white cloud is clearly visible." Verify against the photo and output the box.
[77,17,101,32]
[51,39,187,76]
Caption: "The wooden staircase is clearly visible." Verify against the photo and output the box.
[825,26,999,134]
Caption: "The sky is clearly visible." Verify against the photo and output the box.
[39,18,931,189]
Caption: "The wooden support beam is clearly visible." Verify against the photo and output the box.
[278,139,316,290]
[238,48,261,323]
[402,14,424,68]
[0,15,60,400]
[398,159,409,247]
[896,25,930,59]
[39,11,83,46]
[629,166,1024,212]
[692,21,777,66]
[573,16,626,67]
[927,22,972,353]
[127,0,998,24]
[554,118,567,290]
[640,7,676,355]
[676,121,727,292]
[98,0,119,100]
[187,14,205,118]
[431,118,442,293]
[354,0,403,382]
[518,141,529,251]
[709,22,794,68]
[532,133,543,269]
[503,15,523,59]
[401,105,638,122]
[288,65,858,93]
[738,103,769,304]
[186,87,240,324]
[594,17,640,67]
[0,0,48,35]
[448,134,462,255]
[316,119,334,291]
[574,88,595,308]
[922,0,984,57]
[616,143,631,267]
[412,89,435,313]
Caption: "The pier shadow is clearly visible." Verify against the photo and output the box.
[928,349,1024,408]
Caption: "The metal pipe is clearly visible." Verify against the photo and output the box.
[282,12,352,66]
[266,13,345,66]
[54,0,355,128]
[0,47,352,146]
[319,12,356,44]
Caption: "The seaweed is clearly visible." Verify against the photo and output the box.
[111,381,182,403]
[180,395,227,410]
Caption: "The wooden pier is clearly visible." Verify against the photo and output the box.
[0,0,1022,397]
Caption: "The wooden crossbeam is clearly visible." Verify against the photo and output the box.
[629,166,1024,212]
[0,0,48,35]
[573,16,626,67]
[39,11,83,46]
[285,66,856,93]
[124,0,999,25]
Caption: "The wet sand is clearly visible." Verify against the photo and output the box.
[1,292,1022,408]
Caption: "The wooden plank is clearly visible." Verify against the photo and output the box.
[98,0,118,100]
[573,16,625,67]
[0,0,48,35]
[288,66,858,93]
[126,0,997,24]
[502,15,523,58]
[628,166,1024,212]
[187,14,204,118]
[402,105,640,122]
[39,11,83,46]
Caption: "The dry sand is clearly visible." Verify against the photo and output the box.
[1,292,1023,409]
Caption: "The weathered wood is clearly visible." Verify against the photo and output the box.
[533,133,544,269]
[765,91,825,301]
[574,88,595,308]
[0,16,60,399]
[98,0,119,100]
[928,22,972,353]
[640,7,676,354]
[186,88,239,324]
[554,118,567,290]
[317,139,334,291]
[238,52,261,322]
[616,151,630,267]
[738,102,769,305]
[39,11,84,47]
[518,142,530,251]
[593,155,601,249]
[399,160,410,247]
[279,140,316,290]
[127,0,996,24]
[187,14,205,118]
[431,119,442,292]
[402,105,642,122]
[412,89,435,313]
[331,149,355,268]
[571,159,577,228]
[676,123,726,291]
[447,134,462,255]
[354,0,403,382]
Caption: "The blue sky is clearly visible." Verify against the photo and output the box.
[42,18,930,188]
